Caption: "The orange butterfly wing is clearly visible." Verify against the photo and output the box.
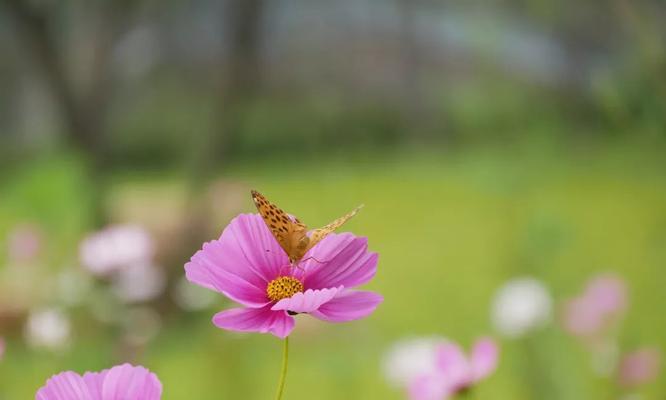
[305,205,363,253]
[251,190,363,264]
[251,190,308,262]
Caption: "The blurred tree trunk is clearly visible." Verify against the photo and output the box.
[614,0,666,126]
[187,0,267,181]
[397,0,442,142]
[5,1,97,150]
[5,0,141,227]
[179,0,267,261]
[220,0,266,162]
[398,0,424,123]
[188,0,266,186]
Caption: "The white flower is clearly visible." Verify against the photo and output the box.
[111,263,166,303]
[24,308,71,350]
[79,225,154,276]
[491,277,552,338]
[382,337,443,388]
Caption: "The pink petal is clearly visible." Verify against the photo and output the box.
[35,371,94,400]
[618,348,661,387]
[310,290,383,322]
[271,287,343,313]
[408,374,449,400]
[470,338,499,382]
[82,371,106,400]
[585,275,627,314]
[302,234,378,290]
[213,306,295,338]
[227,214,289,280]
[435,342,471,390]
[101,364,162,400]
[186,214,288,307]
[562,297,605,337]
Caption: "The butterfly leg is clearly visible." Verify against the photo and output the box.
[294,256,329,280]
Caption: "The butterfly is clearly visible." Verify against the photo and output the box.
[251,190,363,264]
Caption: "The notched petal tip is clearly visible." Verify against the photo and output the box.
[270,286,344,313]
[213,306,295,338]
[470,337,499,381]
[102,363,162,400]
[311,290,383,322]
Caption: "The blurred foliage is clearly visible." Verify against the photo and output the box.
[2,141,666,398]
[1,0,666,398]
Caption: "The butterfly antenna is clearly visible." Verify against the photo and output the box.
[300,256,328,265]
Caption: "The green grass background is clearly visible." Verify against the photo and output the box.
[1,139,665,399]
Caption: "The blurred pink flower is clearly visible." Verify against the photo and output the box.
[408,338,499,400]
[0,337,5,361]
[586,275,627,313]
[618,348,661,388]
[111,263,166,303]
[36,363,162,400]
[7,224,42,263]
[185,214,382,338]
[563,274,627,338]
[79,225,155,276]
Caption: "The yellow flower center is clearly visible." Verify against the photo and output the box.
[266,276,304,302]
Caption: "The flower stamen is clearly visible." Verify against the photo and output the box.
[267,276,304,302]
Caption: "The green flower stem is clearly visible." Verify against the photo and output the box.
[274,336,289,400]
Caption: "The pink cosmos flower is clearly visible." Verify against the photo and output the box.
[185,213,382,338]
[79,225,155,277]
[36,363,162,400]
[7,224,42,264]
[563,274,627,338]
[0,337,5,361]
[617,348,661,388]
[408,338,499,400]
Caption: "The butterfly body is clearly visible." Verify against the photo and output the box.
[251,190,362,264]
